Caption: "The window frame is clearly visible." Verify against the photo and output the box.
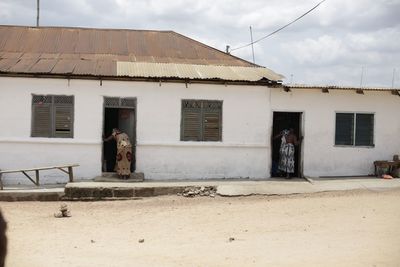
[180,99,223,142]
[334,111,375,148]
[31,94,75,138]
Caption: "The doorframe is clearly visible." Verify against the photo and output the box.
[270,110,305,178]
[101,96,137,173]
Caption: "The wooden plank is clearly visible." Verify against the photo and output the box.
[21,171,37,185]
[35,170,39,186]
[0,164,79,174]
[68,167,74,182]
[57,168,69,175]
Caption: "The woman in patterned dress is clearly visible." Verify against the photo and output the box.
[274,128,300,179]
[104,128,132,179]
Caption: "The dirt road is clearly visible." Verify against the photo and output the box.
[1,189,400,267]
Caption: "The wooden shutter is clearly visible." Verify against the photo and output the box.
[54,105,73,138]
[355,114,374,146]
[53,96,74,138]
[181,100,202,141]
[335,113,354,145]
[203,101,222,141]
[32,103,52,137]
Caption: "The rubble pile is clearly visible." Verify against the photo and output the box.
[179,186,217,198]
[54,203,71,218]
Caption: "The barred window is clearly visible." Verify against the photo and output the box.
[335,113,374,146]
[181,100,222,141]
[31,95,74,138]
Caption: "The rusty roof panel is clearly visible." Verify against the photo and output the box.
[0,58,20,71]
[51,59,76,74]
[29,59,58,73]
[58,29,79,53]
[8,58,38,73]
[73,60,97,75]
[95,60,116,76]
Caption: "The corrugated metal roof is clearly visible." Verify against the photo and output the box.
[0,25,284,82]
[117,61,284,82]
[284,84,400,91]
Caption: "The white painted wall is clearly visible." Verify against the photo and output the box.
[0,77,271,184]
[271,88,400,177]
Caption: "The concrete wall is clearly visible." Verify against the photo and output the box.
[0,77,271,184]
[271,88,400,177]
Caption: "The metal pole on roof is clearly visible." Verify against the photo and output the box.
[360,66,365,88]
[36,0,40,27]
[392,68,396,88]
[249,26,255,64]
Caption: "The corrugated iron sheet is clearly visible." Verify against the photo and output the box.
[117,61,284,82]
[0,25,286,82]
[284,84,400,91]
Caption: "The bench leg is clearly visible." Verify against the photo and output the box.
[68,167,74,182]
[0,173,3,190]
[35,170,40,186]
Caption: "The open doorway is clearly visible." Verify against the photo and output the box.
[271,112,303,178]
[102,97,136,173]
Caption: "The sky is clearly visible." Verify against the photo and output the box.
[0,0,399,87]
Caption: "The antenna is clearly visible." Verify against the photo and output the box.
[249,26,255,64]
[392,68,396,88]
[36,0,40,27]
[360,66,365,88]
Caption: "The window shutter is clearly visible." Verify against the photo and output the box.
[54,105,73,138]
[32,104,52,137]
[355,114,374,146]
[203,101,222,141]
[181,100,202,141]
[335,113,354,145]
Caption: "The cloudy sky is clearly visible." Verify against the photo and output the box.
[1,0,399,87]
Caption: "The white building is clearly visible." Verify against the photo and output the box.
[0,25,399,185]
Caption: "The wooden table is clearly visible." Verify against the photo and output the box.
[0,164,79,190]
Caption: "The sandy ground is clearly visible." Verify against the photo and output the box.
[1,188,400,267]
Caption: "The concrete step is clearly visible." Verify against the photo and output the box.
[97,172,144,182]
[63,183,188,200]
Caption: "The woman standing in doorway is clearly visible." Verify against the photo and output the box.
[274,128,301,179]
[103,128,132,179]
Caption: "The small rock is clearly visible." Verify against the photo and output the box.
[91,239,95,243]
[229,237,235,242]
[138,239,144,243]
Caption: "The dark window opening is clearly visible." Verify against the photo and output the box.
[335,113,374,147]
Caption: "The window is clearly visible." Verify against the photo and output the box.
[181,100,222,141]
[31,95,74,138]
[335,113,374,146]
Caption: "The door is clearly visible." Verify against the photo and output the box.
[271,112,303,177]
[103,97,137,173]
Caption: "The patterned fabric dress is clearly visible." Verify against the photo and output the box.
[278,131,295,174]
[113,132,132,176]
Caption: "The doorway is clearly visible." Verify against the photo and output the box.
[102,97,136,173]
[271,112,303,178]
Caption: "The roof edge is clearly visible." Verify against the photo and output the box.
[0,24,174,33]
[283,84,400,91]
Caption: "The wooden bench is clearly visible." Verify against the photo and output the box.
[0,164,79,190]
[374,160,400,176]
